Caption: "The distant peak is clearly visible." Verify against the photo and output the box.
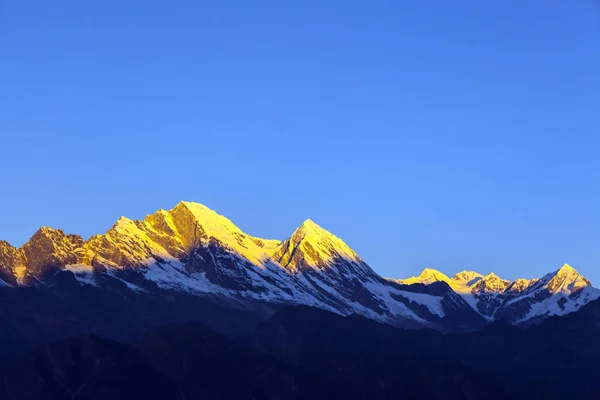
[278,218,364,272]
[484,272,499,279]
[111,217,138,234]
[513,277,531,284]
[397,268,451,286]
[37,226,62,234]
[178,200,211,210]
[420,268,446,277]
[299,218,322,231]
[543,263,592,295]
[171,201,237,229]
[452,270,483,279]
[114,216,133,226]
[28,226,66,241]
[557,263,577,273]
[302,218,318,227]
[421,268,451,282]
[293,218,329,238]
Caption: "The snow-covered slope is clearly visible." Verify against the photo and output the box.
[392,264,599,324]
[269,220,484,329]
[2,200,596,330]
[0,201,485,332]
[495,264,600,323]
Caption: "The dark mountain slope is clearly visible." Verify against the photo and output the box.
[3,300,600,399]
[253,302,600,399]
[0,322,354,400]
[0,274,270,369]
[0,334,173,400]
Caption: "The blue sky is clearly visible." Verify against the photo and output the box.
[1,1,599,282]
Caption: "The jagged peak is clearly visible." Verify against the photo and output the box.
[483,272,502,280]
[178,200,207,207]
[289,219,357,256]
[556,263,577,274]
[22,226,76,247]
[506,277,534,293]
[0,239,15,248]
[292,218,330,238]
[170,201,278,267]
[176,201,231,219]
[112,216,136,232]
[513,277,532,285]
[115,216,133,224]
[419,268,450,280]
[172,201,241,233]
[541,263,584,283]
[33,226,64,236]
[514,277,528,282]
[300,218,318,228]
[275,218,365,273]
[540,263,592,295]
[397,268,451,286]
[452,270,483,280]
[288,219,337,245]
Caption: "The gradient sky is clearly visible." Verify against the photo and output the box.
[1,1,599,283]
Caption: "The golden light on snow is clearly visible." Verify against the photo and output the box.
[14,265,26,284]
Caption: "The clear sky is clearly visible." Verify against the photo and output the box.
[1,1,599,283]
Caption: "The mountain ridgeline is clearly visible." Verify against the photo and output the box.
[0,201,598,341]
[2,201,600,399]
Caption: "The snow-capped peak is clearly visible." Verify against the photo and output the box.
[540,263,592,295]
[113,216,136,232]
[506,278,534,294]
[398,268,451,285]
[558,263,576,272]
[502,264,600,324]
[177,201,245,240]
[452,271,483,286]
[168,201,279,269]
[471,272,511,293]
[297,218,320,232]
[291,219,345,245]
[273,219,367,275]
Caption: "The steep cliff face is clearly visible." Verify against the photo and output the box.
[0,241,21,285]
[19,228,85,283]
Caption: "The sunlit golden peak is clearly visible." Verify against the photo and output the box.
[484,272,499,279]
[293,219,329,238]
[420,268,449,278]
[300,218,320,229]
[178,200,211,210]
[558,263,576,273]
[452,270,483,281]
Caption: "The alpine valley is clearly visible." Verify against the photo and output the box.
[1,201,600,399]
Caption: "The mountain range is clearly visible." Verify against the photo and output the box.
[394,264,599,324]
[0,200,598,338]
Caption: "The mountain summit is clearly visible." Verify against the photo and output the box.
[392,264,599,324]
[0,201,596,331]
[0,201,485,333]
